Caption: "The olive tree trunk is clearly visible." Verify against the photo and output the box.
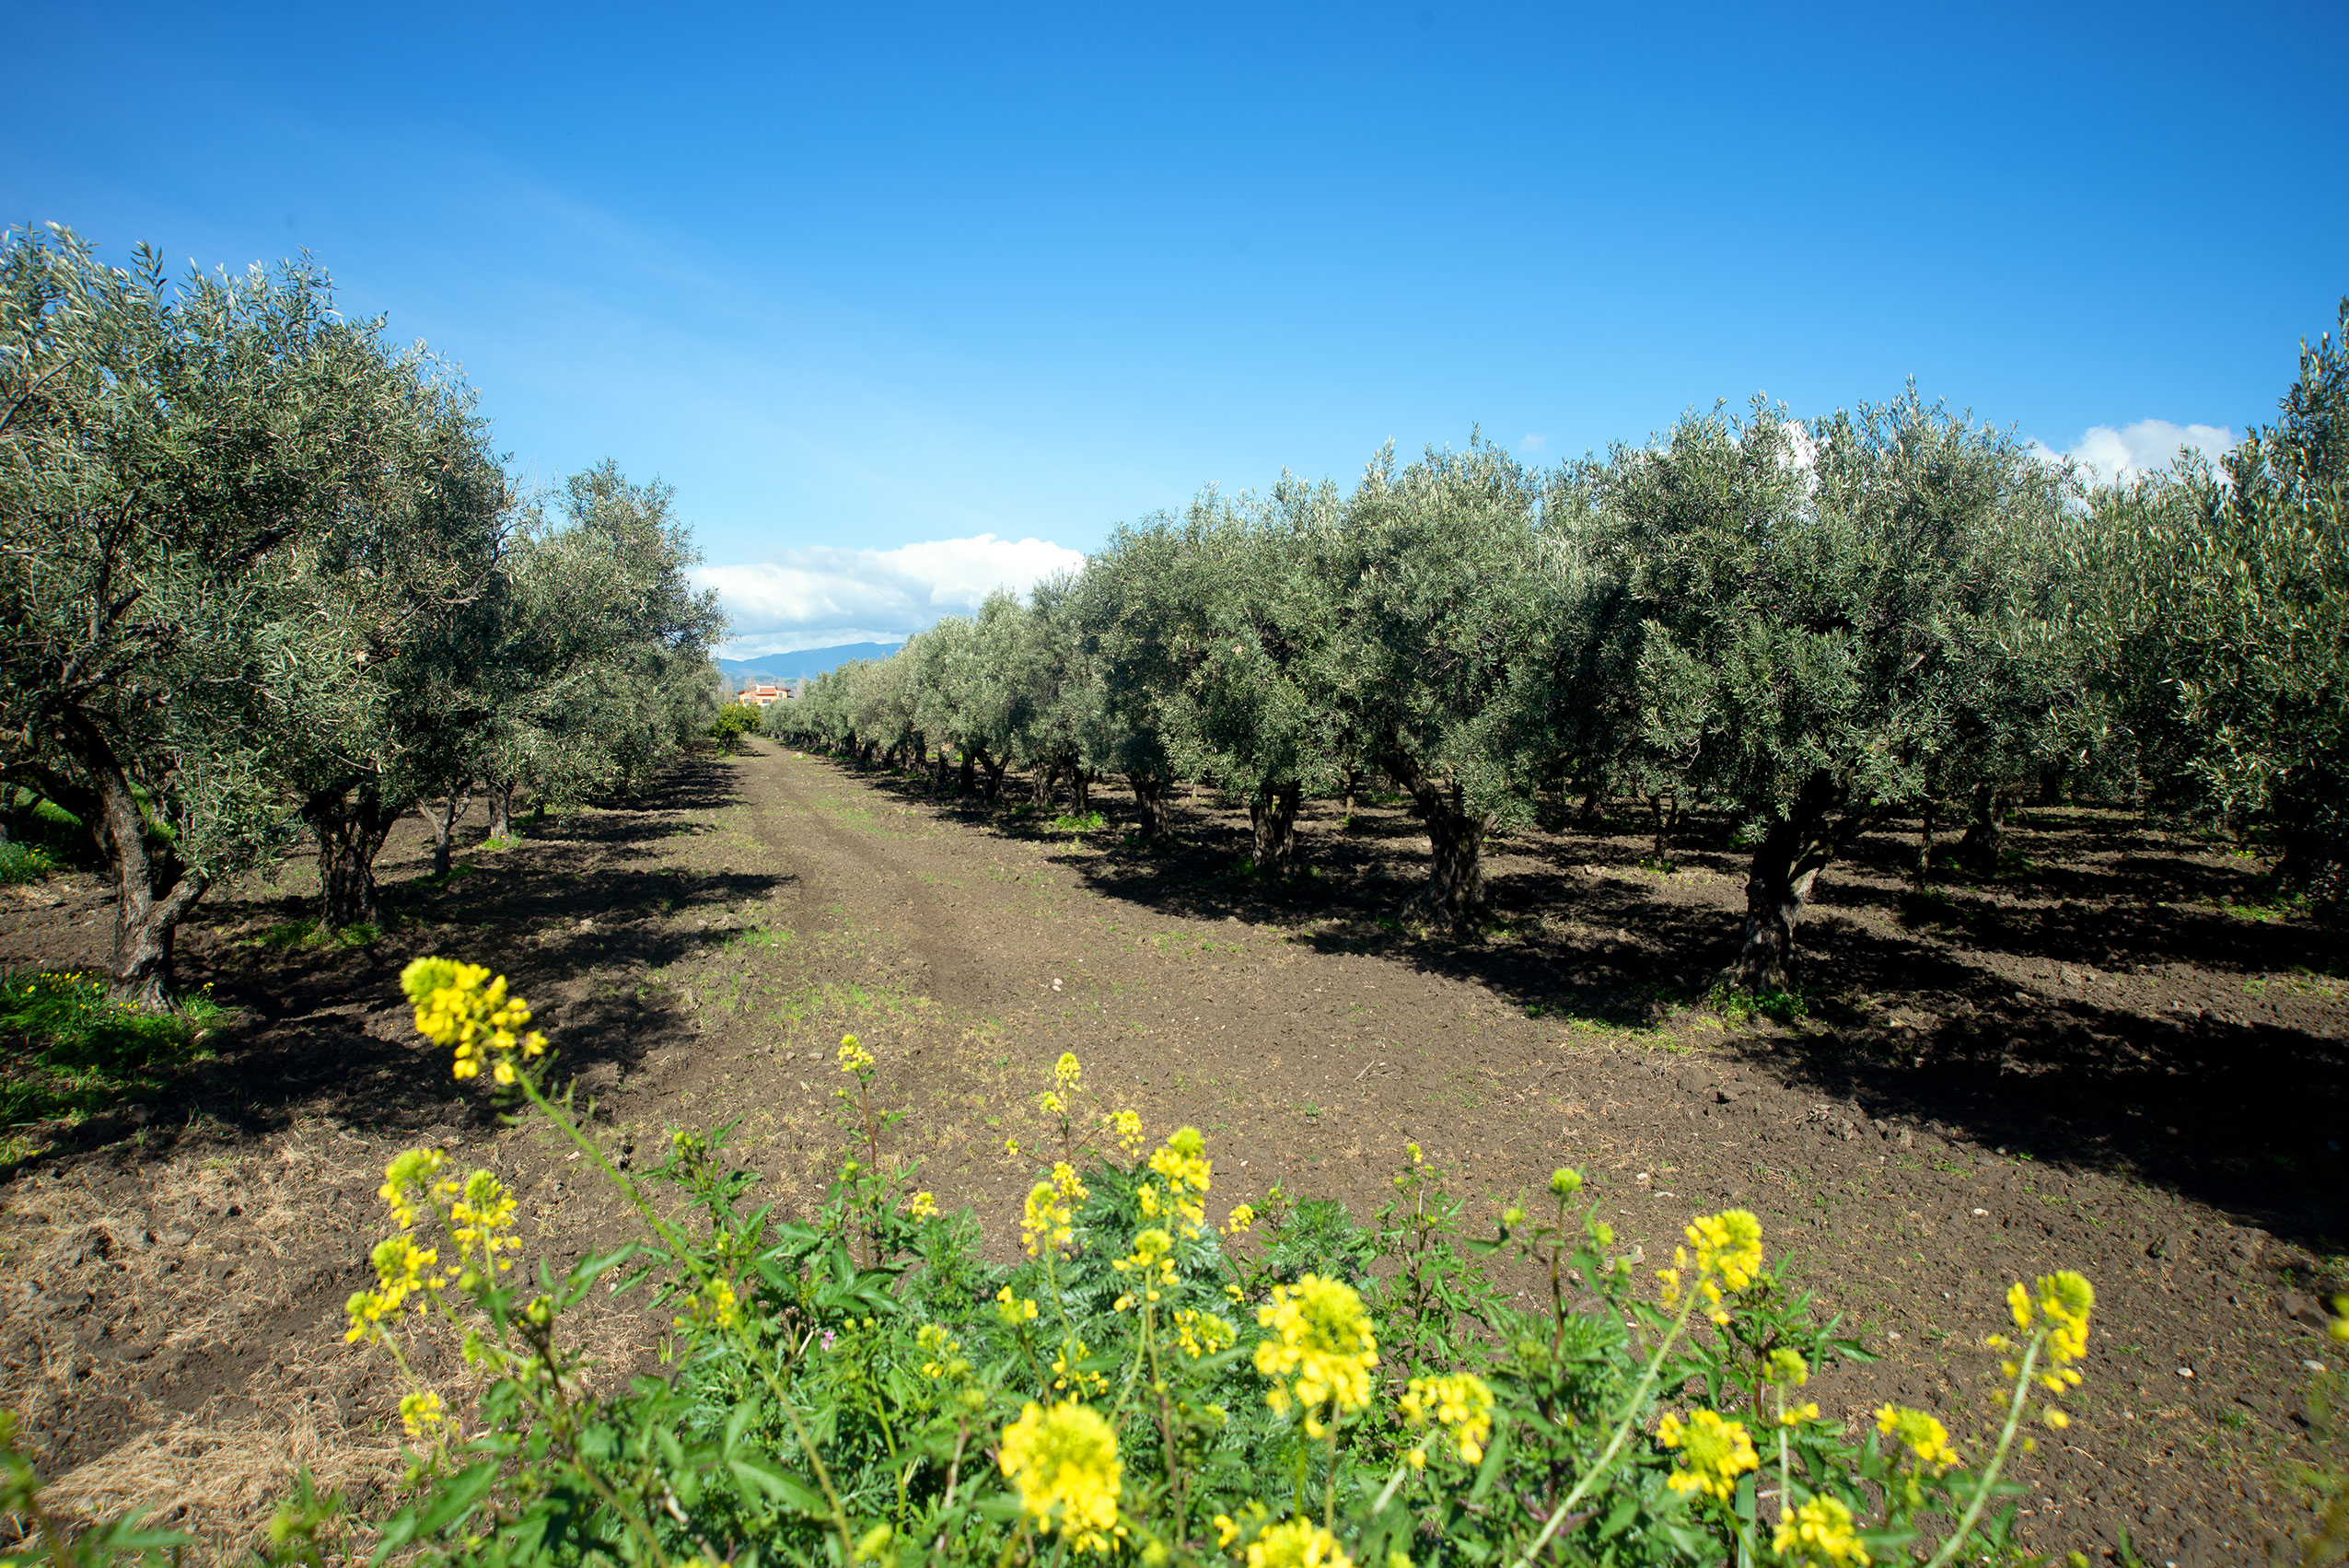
[1383,755,1493,935]
[36,726,208,1005]
[1248,781,1302,874]
[1128,774,1169,839]
[1957,784,2006,871]
[418,784,471,877]
[307,784,399,930]
[1727,772,1861,993]
[485,781,516,842]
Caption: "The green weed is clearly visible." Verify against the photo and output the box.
[0,842,52,886]
[0,970,224,1143]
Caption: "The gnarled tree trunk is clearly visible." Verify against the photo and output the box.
[1646,787,1680,865]
[979,749,1008,801]
[308,784,399,930]
[957,749,976,796]
[1727,771,1852,993]
[419,784,472,877]
[485,781,516,842]
[1248,781,1302,874]
[38,726,208,1005]
[1957,784,2006,871]
[1128,774,1168,839]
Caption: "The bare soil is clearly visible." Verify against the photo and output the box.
[3,739,2343,1564]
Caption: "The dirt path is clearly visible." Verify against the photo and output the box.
[3,741,2342,1562]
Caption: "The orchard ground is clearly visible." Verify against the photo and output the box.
[1,738,2344,1563]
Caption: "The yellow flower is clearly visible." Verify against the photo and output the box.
[1254,1275,1378,1421]
[1764,1348,1809,1388]
[1022,1181,1075,1256]
[996,1285,1041,1325]
[1038,1089,1066,1117]
[998,1401,1121,1552]
[1875,1405,1959,1471]
[1111,1227,1177,1306]
[1773,1493,1868,1565]
[2331,1295,2349,1343]
[837,1033,875,1074]
[398,1388,448,1439]
[2003,1271,2094,1393]
[1656,1409,1759,1502]
[1400,1373,1495,1464]
[1549,1167,1583,1199]
[1053,1051,1082,1092]
[917,1322,971,1380]
[673,1275,743,1333]
[448,1168,520,1280]
[1225,1202,1257,1236]
[1174,1308,1236,1358]
[1659,1209,1764,1324]
[379,1147,449,1229]
[1145,1127,1212,1235]
[1052,1160,1089,1203]
[1111,1109,1145,1155]
[1052,1336,1108,1396]
[1246,1519,1354,1568]
[908,1191,938,1221]
[401,958,548,1083]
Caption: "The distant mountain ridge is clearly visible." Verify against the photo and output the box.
[717,643,902,685]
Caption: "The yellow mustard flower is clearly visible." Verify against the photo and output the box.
[917,1322,971,1380]
[1225,1202,1257,1236]
[1773,1493,1868,1565]
[379,1147,450,1229]
[1400,1373,1495,1465]
[908,1191,938,1220]
[1659,1209,1764,1324]
[1998,1271,2094,1393]
[996,1284,1041,1325]
[1764,1348,1809,1387]
[2330,1295,2349,1343]
[1052,1160,1089,1203]
[448,1168,519,1281]
[398,1388,448,1439]
[838,1033,875,1074]
[1549,1167,1583,1199]
[1052,1336,1108,1396]
[1174,1308,1237,1358]
[1022,1180,1075,1257]
[673,1275,743,1333]
[1111,1109,1145,1155]
[1038,1089,1066,1117]
[401,958,548,1084]
[1146,1126,1213,1235]
[1656,1409,1759,1502]
[1245,1518,1355,1568]
[998,1400,1121,1553]
[1875,1405,1959,1471]
[1054,1051,1082,1093]
[1111,1227,1177,1307]
[1255,1275,1378,1424]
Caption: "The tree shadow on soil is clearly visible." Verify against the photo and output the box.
[21,756,780,1170]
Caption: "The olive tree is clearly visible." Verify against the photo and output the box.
[0,226,497,997]
[1589,394,2073,990]
[2080,303,2348,892]
[1319,439,1573,930]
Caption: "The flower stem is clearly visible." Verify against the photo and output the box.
[1920,1330,2044,1568]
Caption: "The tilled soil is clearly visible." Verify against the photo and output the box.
[2,740,2343,1562]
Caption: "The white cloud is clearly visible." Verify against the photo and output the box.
[1519,433,1550,452]
[699,533,1087,658]
[2033,419,2236,485]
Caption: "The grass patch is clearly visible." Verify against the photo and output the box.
[0,842,53,886]
[723,924,792,951]
[259,918,382,950]
[1707,982,1809,1028]
[1048,810,1108,835]
[0,970,226,1143]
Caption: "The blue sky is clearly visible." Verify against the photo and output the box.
[6,1,2343,653]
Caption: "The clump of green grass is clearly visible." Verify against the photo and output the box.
[0,970,226,1148]
[1048,810,1108,835]
[259,917,383,950]
[1707,981,1809,1027]
[0,842,52,886]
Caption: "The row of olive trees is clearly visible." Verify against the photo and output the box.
[773,313,2348,987]
[0,226,725,1002]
